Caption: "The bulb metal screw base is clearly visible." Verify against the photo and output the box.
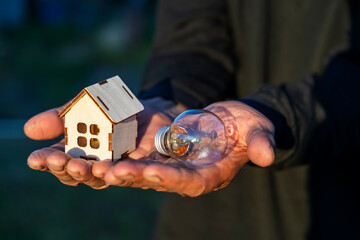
[155,126,170,156]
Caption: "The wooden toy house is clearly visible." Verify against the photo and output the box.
[58,76,144,161]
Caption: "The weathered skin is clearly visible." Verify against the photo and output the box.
[25,97,275,197]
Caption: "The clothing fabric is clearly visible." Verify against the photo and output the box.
[140,0,360,239]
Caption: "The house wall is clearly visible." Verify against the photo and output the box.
[64,94,112,161]
[112,115,137,160]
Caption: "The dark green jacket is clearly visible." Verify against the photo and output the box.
[140,0,360,239]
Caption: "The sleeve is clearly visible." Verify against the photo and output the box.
[139,0,236,109]
[240,0,360,168]
[241,0,360,168]
[241,54,360,169]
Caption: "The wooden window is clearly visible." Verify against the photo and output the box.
[77,136,87,147]
[77,122,87,133]
[90,124,100,135]
[90,138,100,149]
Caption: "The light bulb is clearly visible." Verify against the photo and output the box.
[155,110,228,166]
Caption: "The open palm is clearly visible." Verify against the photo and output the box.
[26,98,275,196]
[25,97,184,189]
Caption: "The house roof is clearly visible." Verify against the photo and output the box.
[59,75,144,124]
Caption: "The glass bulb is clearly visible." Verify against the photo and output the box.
[155,110,228,166]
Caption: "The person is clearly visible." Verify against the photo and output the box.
[24,0,360,239]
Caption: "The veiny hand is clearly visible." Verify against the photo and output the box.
[24,97,185,189]
[103,100,275,196]
[25,98,275,197]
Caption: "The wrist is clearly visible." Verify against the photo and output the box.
[238,98,290,149]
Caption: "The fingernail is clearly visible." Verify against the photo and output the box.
[69,171,81,179]
[93,171,105,179]
[120,173,135,181]
[146,175,162,183]
[49,164,65,172]
[46,154,67,171]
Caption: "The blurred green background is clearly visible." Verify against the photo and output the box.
[0,1,166,239]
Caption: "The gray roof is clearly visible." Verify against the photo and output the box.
[84,75,144,123]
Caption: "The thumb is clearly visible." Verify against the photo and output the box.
[24,107,65,140]
[247,130,275,167]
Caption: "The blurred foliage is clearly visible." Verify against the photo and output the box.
[0,1,167,240]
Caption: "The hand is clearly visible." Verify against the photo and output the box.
[24,97,186,189]
[103,100,275,196]
[24,105,109,188]
[25,99,275,196]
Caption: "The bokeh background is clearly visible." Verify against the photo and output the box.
[0,1,165,239]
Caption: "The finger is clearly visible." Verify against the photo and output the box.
[104,160,178,192]
[143,164,206,197]
[104,160,149,185]
[28,148,56,171]
[50,140,65,152]
[247,130,275,167]
[128,146,150,160]
[46,152,80,186]
[66,158,94,181]
[67,158,108,189]
[24,107,64,140]
[92,160,114,179]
